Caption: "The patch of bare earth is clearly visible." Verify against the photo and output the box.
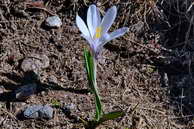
[0,0,193,129]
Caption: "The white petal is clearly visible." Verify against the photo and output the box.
[96,7,101,25]
[97,27,128,52]
[101,6,117,35]
[82,34,104,58]
[108,27,129,41]
[87,5,101,37]
[98,33,110,45]
[76,14,90,37]
[81,34,96,56]
[95,33,110,54]
[81,34,94,46]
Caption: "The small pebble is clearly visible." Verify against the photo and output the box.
[63,103,76,114]
[129,21,144,34]
[48,75,58,84]
[0,85,5,94]
[45,15,62,28]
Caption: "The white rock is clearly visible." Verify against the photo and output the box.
[45,15,62,28]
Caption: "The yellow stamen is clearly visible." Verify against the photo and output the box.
[95,27,102,39]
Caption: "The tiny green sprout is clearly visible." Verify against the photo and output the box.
[76,4,129,129]
[51,99,61,108]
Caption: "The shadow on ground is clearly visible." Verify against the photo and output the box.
[0,71,89,102]
[155,0,194,124]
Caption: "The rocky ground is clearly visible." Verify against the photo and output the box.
[1,0,194,129]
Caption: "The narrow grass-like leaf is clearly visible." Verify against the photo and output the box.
[94,91,102,121]
[84,49,103,121]
[84,48,95,92]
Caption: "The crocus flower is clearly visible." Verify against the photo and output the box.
[76,4,129,59]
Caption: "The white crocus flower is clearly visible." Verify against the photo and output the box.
[76,4,129,59]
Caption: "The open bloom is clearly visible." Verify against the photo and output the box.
[76,4,129,58]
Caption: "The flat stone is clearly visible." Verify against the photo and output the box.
[21,53,49,73]
[45,15,62,28]
[23,105,53,119]
[39,105,53,119]
[23,105,43,119]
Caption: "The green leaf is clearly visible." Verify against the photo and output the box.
[84,49,95,92]
[83,49,103,121]
[84,111,125,129]
[99,111,125,123]
[94,91,102,121]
